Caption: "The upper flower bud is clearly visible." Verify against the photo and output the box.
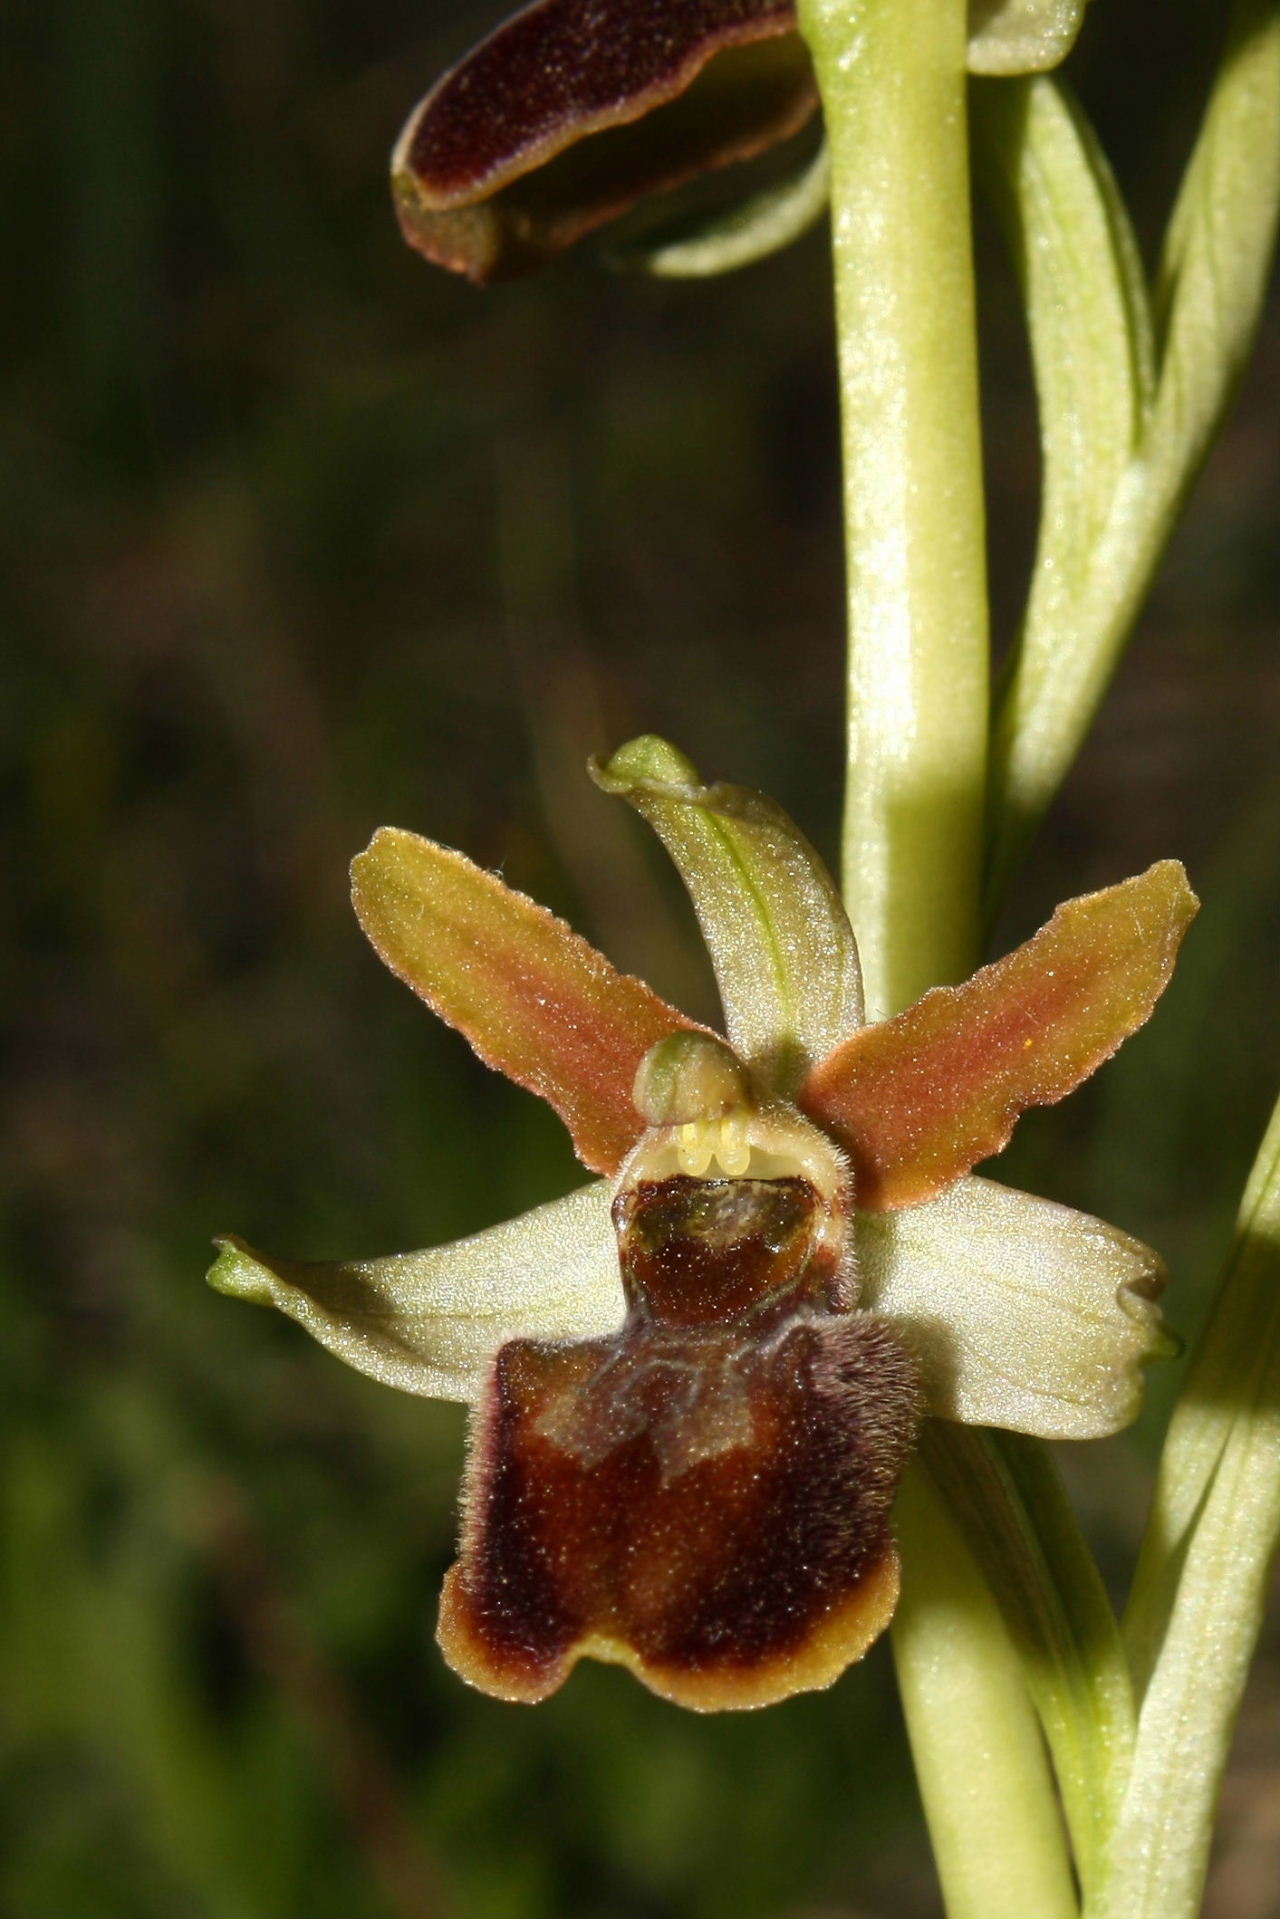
[391,0,1094,282]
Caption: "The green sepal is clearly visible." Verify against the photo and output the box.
[856,1174,1174,1438]
[611,142,829,277]
[208,1183,623,1403]
[593,734,863,1094]
[968,0,1089,75]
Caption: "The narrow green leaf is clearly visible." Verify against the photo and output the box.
[611,142,829,277]
[976,74,1153,580]
[984,4,1280,909]
[1101,1089,1280,1919]
[593,735,862,1092]
[1145,0,1280,511]
[977,74,1155,909]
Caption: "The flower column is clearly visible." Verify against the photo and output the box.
[797,2,1073,1913]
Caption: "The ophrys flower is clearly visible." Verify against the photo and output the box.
[210,736,1194,1709]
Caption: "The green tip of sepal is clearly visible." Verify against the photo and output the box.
[592,735,701,792]
[1134,1303,1183,1366]
[967,0,1088,75]
[607,145,830,281]
[207,1235,275,1306]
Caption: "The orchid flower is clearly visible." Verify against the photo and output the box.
[210,735,1195,1713]
[392,0,1089,281]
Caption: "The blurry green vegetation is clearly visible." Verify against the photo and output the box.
[2,0,1278,1913]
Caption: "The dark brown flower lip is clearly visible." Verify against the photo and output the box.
[436,1151,920,1710]
[397,0,801,209]
[438,1309,919,1709]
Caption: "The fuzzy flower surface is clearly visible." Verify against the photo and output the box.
[211,737,1194,1711]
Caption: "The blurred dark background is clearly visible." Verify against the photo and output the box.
[2,1,1278,1914]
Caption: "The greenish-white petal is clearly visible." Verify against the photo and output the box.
[613,144,829,278]
[968,0,1087,74]
[856,1175,1173,1439]
[593,734,863,1094]
[208,1182,623,1403]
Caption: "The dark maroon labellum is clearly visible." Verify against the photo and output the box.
[438,1174,920,1708]
[408,0,800,200]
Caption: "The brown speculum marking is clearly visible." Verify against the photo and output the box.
[616,1175,836,1322]
[438,1174,920,1709]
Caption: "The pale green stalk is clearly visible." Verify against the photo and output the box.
[797,5,1077,1913]
[799,3,1280,1910]
[799,0,988,1024]
[1093,1094,1280,1919]
[893,1469,1078,1919]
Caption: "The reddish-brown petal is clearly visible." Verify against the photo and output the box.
[438,1309,917,1709]
[352,827,704,1176]
[392,0,815,282]
[802,862,1199,1212]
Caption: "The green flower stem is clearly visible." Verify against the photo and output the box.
[800,4,1078,1912]
[1097,1091,1280,1919]
[893,1465,1079,1919]
[798,0,988,1024]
